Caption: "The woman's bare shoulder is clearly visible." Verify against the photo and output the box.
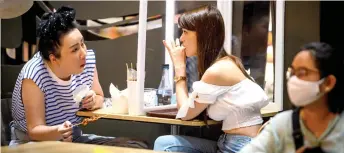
[202,59,244,86]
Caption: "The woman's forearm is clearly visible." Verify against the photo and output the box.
[175,67,189,109]
[28,125,61,141]
[175,80,189,109]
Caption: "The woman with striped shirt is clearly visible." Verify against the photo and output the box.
[9,6,147,148]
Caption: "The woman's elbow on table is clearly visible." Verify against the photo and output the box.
[27,127,38,140]
[27,126,47,141]
[181,116,194,121]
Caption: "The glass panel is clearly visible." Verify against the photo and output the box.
[232,1,275,101]
[144,1,165,90]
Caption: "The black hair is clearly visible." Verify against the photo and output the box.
[37,6,76,61]
[301,42,344,114]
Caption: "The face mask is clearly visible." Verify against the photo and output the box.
[287,76,325,106]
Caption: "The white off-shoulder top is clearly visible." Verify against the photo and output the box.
[176,78,269,131]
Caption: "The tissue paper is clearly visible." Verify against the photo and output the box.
[109,83,120,97]
[109,83,128,114]
[73,85,90,107]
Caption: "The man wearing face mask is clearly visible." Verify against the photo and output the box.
[239,42,344,153]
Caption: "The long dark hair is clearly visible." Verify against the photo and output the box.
[178,5,253,124]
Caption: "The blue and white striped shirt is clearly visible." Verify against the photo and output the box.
[11,49,96,132]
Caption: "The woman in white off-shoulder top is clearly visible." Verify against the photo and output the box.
[153,5,269,153]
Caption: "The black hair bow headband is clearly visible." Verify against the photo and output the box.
[37,6,76,39]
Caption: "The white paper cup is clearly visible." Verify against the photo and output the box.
[127,81,145,116]
[111,95,128,114]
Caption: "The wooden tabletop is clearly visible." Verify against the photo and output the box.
[77,107,219,126]
[76,103,280,126]
[1,141,166,153]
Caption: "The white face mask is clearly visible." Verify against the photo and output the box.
[287,76,325,106]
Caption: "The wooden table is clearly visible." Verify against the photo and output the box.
[1,141,166,153]
[77,102,280,135]
[77,107,219,135]
[77,107,219,126]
